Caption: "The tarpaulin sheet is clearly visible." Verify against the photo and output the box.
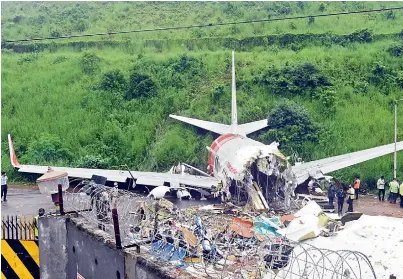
[253,216,280,238]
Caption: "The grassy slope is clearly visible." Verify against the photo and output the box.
[1,2,403,186]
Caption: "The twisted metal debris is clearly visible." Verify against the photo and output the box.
[63,182,376,279]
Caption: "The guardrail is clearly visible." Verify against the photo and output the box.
[1,215,37,240]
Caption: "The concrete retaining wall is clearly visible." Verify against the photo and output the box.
[66,220,125,279]
[38,215,184,279]
[39,216,68,279]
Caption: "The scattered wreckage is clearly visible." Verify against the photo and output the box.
[62,182,374,279]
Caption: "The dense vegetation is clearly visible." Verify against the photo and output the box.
[1,2,403,188]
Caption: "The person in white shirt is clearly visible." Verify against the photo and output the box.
[1,172,8,202]
[377,175,386,202]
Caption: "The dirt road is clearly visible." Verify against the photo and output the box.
[354,194,403,218]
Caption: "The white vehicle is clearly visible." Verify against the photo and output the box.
[147,186,191,200]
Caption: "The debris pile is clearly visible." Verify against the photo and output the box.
[220,150,299,214]
[64,183,375,279]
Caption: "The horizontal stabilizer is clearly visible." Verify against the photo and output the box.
[169,114,230,135]
[238,119,268,135]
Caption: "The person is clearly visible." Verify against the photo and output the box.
[353,176,360,200]
[377,175,386,202]
[400,181,403,208]
[389,178,399,204]
[327,183,337,208]
[34,208,45,239]
[336,186,346,216]
[346,185,355,212]
[1,172,8,202]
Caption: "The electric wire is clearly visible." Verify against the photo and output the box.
[3,6,403,43]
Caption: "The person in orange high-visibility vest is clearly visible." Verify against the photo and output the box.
[353,176,361,200]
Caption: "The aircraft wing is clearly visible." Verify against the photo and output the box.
[292,141,403,184]
[8,135,218,190]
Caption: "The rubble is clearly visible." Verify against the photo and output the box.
[63,182,375,279]
[219,149,300,214]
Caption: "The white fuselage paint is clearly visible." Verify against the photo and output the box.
[207,133,285,183]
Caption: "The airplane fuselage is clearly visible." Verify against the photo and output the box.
[207,133,287,184]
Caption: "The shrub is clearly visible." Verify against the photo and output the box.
[76,155,109,169]
[258,63,332,96]
[126,72,157,99]
[259,100,321,154]
[347,29,372,43]
[387,44,403,57]
[80,53,101,75]
[314,89,337,117]
[172,55,202,76]
[100,70,126,92]
[367,62,402,90]
[24,134,72,164]
[211,85,226,101]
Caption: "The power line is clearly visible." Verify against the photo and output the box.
[4,6,403,43]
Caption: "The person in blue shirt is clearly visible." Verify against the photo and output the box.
[336,186,346,216]
[328,183,337,208]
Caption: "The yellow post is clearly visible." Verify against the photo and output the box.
[28,217,33,240]
[1,216,4,239]
[19,216,23,240]
[23,216,27,240]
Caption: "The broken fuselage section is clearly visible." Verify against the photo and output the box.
[207,133,298,212]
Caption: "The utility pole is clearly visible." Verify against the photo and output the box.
[394,99,403,179]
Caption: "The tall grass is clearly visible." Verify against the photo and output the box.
[1,2,403,186]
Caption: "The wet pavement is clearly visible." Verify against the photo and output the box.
[1,186,403,219]
[1,186,55,217]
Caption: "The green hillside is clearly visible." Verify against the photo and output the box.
[1,2,403,187]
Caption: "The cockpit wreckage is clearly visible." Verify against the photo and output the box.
[211,143,298,213]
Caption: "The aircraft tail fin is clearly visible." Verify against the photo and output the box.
[170,51,268,136]
[8,134,21,168]
[231,51,237,127]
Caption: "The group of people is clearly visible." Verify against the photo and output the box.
[376,176,403,207]
[328,176,360,216]
[328,175,403,216]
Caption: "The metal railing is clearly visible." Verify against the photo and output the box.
[1,215,37,240]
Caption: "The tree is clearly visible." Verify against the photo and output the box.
[259,100,321,155]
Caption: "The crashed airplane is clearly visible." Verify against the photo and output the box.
[8,51,403,212]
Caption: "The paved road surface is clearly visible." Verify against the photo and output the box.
[1,186,403,218]
[1,187,55,217]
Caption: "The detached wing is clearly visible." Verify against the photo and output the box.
[292,141,403,184]
[8,135,218,190]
